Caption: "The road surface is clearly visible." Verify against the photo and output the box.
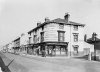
[0,52,100,72]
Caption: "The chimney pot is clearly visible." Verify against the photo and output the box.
[45,17,50,22]
[64,12,70,22]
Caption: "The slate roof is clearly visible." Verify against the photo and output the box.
[28,18,85,34]
[51,18,85,26]
[13,37,20,42]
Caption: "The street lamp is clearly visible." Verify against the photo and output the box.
[93,32,97,60]
[27,35,31,54]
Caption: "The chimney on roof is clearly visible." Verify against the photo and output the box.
[92,32,97,41]
[64,12,70,22]
[37,21,41,26]
[45,17,50,22]
[84,34,87,42]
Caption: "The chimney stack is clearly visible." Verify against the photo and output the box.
[45,17,50,22]
[84,34,87,42]
[64,12,70,22]
[92,32,97,41]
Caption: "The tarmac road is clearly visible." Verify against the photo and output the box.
[1,52,100,72]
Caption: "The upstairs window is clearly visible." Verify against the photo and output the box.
[35,30,37,34]
[58,31,65,42]
[33,35,37,43]
[41,32,44,42]
[73,33,78,42]
[59,24,64,29]
[74,25,78,31]
[29,36,31,44]
[42,26,44,31]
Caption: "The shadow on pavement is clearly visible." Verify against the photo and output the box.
[73,55,100,62]
[0,52,29,72]
[73,55,88,60]
[0,55,11,72]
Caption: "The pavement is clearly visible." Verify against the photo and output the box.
[1,52,100,72]
[0,52,11,72]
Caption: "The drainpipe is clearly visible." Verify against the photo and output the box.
[94,36,96,60]
[70,25,71,57]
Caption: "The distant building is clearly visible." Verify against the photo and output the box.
[28,13,85,56]
[7,41,14,53]
[20,33,29,54]
[86,33,100,60]
[2,44,8,53]
[13,37,20,54]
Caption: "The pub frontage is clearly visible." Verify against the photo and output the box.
[27,42,68,57]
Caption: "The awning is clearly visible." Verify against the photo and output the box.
[87,37,100,44]
[45,42,68,46]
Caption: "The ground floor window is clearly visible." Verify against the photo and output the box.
[73,45,79,54]
[41,45,68,56]
[55,46,67,55]
[26,43,68,56]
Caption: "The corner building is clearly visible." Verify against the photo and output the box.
[28,13,85,57]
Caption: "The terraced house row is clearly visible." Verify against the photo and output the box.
[2,13,87,57]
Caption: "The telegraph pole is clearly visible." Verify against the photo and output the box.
[93,32,97,60]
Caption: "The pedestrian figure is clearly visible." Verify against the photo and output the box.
[42,50,46,57]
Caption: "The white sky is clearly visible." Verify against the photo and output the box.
[0,0,100,45]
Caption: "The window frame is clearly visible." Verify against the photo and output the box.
[73,45,79,54]
[40,32,44,42]
[59,23,64,29]
[33,35,37,43]
[73,33,79,42]
[73,25,78,31]
[58,31,65,42]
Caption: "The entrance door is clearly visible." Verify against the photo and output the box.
[56,46,60,55]
[73,45,79,55]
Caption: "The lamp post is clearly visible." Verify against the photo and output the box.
[28,35,31,54]
[69,25,71,57]
[93,33,97,60]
